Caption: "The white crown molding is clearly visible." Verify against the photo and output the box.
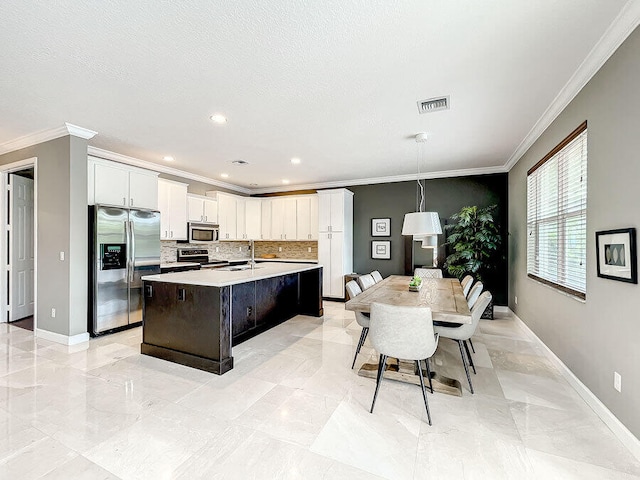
[504,0,640,171]
[87,146,251,195]
[250,165,506,195]
[0,123,97,155]
[511,309,640,462]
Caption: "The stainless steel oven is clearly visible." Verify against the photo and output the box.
[188,223,219,243]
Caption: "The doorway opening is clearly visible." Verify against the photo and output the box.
[1,158,37,333]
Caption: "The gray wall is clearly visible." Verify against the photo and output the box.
[508,26,640,437]
[0,135,88,337]
[159,173,244,196]
[348,174,508,305]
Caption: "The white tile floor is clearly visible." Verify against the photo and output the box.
[1,302,639,479]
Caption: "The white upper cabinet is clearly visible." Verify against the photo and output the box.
[283,198,297,240]
[188,194,218,223]
[236,198,247,239]
[245,199,262,240]
[318,190,345,232]
[270,198,285,240]
[90,158,158,210]
[296,195,318,240]
[261,199,272,240]
[158,179,188,240]
[215,193,238,240]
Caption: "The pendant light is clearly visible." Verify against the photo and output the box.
[401,133,442,237]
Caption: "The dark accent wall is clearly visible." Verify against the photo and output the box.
[347,173,508,305]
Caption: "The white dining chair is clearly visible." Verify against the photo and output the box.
[414,268,443,279]
[465,281,483,354]
[369,302,439,425]
[371,270,383,283]
[357,274,376,291]
[460,275,474,297]
[346,280,370,369]
[433,292,492,394]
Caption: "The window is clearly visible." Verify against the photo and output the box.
[527,121,587,299]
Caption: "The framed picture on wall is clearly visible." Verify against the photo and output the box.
[371,218,391,237]
[371,240,391,260]
[596,228,637,283]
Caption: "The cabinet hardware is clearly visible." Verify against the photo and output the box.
[130,198,133,206]
[177,288,186,301]
[145,284,153,298]
[170,231,173,238]
[123,197,126,205]
[165,230,168,237]
[204,215,207,222]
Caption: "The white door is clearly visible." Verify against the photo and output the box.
[261,199,272,240]
[329,232,345,297]
[245,199,262,240]
[283,198,297,240]
[236,199,246,239]
[318,232,332,296]
[10,174,34,320]
[317,193,332,232]
[94,163,129,206]
[168,182,188,240]
[158,180,171,239]
[271,198,285,240]
[203,198,218,223]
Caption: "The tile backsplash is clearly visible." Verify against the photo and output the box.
[161,240,318,263]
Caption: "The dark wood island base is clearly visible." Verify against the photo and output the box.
[141,265,323,375]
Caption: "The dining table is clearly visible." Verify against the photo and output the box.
[344,275,472,396]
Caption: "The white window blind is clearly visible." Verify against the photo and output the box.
[527,122,587,299]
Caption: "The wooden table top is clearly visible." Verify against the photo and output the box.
[345,275,472,325]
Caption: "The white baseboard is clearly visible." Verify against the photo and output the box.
[510,309,640,462]
[494,305,509,314]
[36,328,90,346]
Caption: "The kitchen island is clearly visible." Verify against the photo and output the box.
[140,263,323,374]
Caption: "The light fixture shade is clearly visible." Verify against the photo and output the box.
[401,212,442,236]
[420,235,438,249]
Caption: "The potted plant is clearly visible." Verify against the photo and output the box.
[443,205,501,319]
[408,275,422,292]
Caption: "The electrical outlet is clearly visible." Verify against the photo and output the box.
[59,251,65,261]
[515,296,518,305]
[278,247,282,252]
[308,247,312,253]
[614,372,622,392]
[215,247,219,253]
[51,308,56,318]
[238,246,242,252]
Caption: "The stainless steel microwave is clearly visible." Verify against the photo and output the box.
[188,223,219,243]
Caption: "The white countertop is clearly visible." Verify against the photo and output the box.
[143,262,321,287]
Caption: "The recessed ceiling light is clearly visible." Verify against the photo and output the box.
[282,179,290,184]
[163,156,174,162]
[291,157,301,165]
[232,160,249,165]
[209,114,227,124]
[221,173,229,178]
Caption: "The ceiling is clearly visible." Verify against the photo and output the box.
[0,1,635,192]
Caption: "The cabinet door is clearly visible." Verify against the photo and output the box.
[203,198,218,223]
[317,194,331,232]
[218,195,237,240]
[236,199,246,239]
[168,183,188,240]
[94,163,129,207]
[245,199,262,240]
[330,192,345,232]
[187,196,204,222]
[309,195,319,240]
[329,232,345,297]
[261,199,272,240]
[157,180,171,240]
[129,171,158,209]
[283,198,297,240]
[271,198,285,240]
[318,232,332,296]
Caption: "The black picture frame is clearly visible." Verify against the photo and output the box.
[371,218,391,237]
[596,228,637,284]
[371,240,391,260]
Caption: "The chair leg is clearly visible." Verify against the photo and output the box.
[464,340,476,374]
[370,354,388,413]
[424,358,434,394]
[458,340,474,394]
[416,360,432,425]
[469,338,475,353]
[351,327,369,369]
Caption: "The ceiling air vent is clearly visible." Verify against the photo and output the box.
[417,96,450,114]
[232,160,249,165]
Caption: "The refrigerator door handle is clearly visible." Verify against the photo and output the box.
[129,220,136,282]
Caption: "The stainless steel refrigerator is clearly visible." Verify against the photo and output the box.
[89,205,161,335]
